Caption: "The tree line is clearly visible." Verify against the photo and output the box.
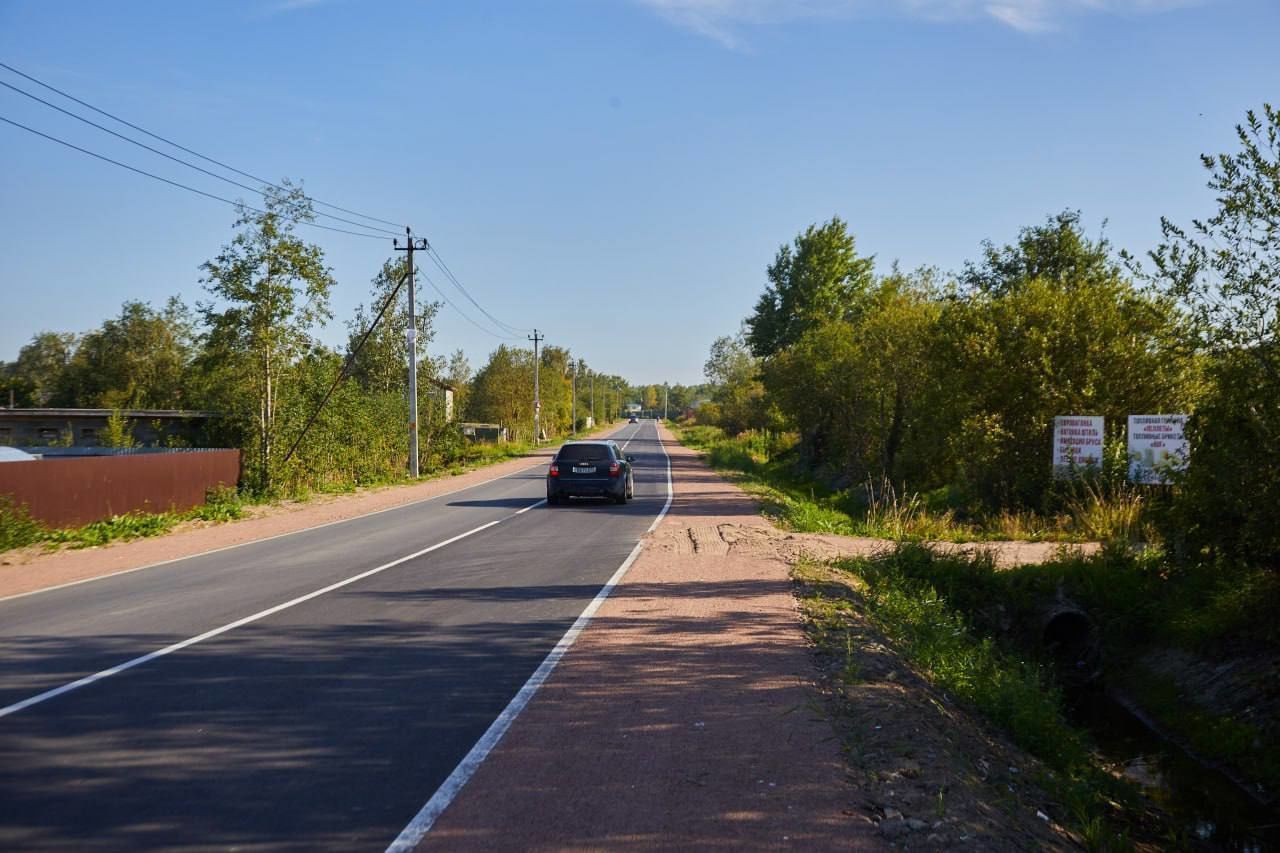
[0,183,685,497]
[698,105,1279,570]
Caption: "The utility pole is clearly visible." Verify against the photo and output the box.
[394,227,429,478]
[529,329,543,443]
[663,384,669,421]
[571,359,578,435]
[590,371,595,426]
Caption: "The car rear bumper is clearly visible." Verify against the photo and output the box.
[548,478,625,499]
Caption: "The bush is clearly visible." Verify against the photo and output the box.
[0,495,44,551]
[189,484,245,522]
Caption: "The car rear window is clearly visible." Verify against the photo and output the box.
[556,444,614,462]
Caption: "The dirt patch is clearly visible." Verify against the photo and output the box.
[649,522,1098,569]
[0,448,558,600]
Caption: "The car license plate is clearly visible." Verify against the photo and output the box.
[572,466,595,474]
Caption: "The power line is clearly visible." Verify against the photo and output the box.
[0,113,388,239]
[417,267,522,340]
[0,78,402,237]
[0,60,405,231]
[425,246,530,335]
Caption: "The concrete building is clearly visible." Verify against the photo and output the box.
[0,409,216,448]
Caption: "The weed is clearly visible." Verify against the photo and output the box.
[0,495,44,551]
[1065,479,1150,547]
[188,485,244,522]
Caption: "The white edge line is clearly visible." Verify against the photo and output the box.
[0,458,554,605]
[0,515,514,719]
[385,421,675,852]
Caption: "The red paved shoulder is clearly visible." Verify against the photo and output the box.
[420,425,880,851]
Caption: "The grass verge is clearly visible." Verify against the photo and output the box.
[817,542,1280,831]
[674,423,1133,544]
[794,547,1158,850]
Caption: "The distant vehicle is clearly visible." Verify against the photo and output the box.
[547,440,634,505]
[628,415,638,423]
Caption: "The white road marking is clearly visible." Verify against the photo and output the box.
[0,503,546,719]
[0,426,650,717]
[386,420,675,851]
[0,460,552,605]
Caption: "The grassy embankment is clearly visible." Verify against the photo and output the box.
[0,438,543,553]
[798,544,1280,846]
[679,422,1280,844]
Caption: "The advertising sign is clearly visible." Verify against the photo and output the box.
[1053,416,1104,478]
[1128,415,1188,484]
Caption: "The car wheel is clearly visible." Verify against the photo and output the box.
[626,475,634,499]
[547,492,559,506]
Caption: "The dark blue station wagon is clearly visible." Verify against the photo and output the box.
[546,440,635,505]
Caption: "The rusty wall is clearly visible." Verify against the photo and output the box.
[0,450,241,528]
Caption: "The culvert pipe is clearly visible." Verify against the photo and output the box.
[1041,604,1101,686]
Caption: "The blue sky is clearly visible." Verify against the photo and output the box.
[1,0,1277,385]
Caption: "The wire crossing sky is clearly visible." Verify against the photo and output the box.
[2,0,1278,383]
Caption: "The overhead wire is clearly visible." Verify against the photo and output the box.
[0,60,405,231]
[0,113,388,239]
[1,60,542,335]
[424,246,531,335]
[417,268,523,341]
[0,78,402,237]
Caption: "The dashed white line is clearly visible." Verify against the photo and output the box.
[0,508,530,719]
[0,460,552,605]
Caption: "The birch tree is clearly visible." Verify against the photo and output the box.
[199,182,335,492]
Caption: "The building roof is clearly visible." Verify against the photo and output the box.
[0,408,216,419]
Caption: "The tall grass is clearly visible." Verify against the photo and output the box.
[1063,478,1150,546]
[677,423,1155,544]
[832,547,1087,771]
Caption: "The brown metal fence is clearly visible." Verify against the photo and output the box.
[0,450,241,528]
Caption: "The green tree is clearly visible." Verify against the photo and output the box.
[11,331,76,406]
[444,348,471,420]
[765,270,944,483]
[745,217,875,357]
[703,332,772,435]
[1140,104,1280,567]
[101,409,138,448]
[62,298,193,409]
[468,345,534,440]
[961,210,1118,296]
[198,182,336,492]
[643,385,659,410]
[346,257,442,394]
[941,216,1198,507]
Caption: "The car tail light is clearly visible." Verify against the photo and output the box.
[549,463,559,477]
[608,461,621,477]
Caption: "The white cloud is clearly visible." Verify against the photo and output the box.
[634,0,1201,42]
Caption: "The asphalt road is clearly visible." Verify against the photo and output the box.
[0,420,670,852]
